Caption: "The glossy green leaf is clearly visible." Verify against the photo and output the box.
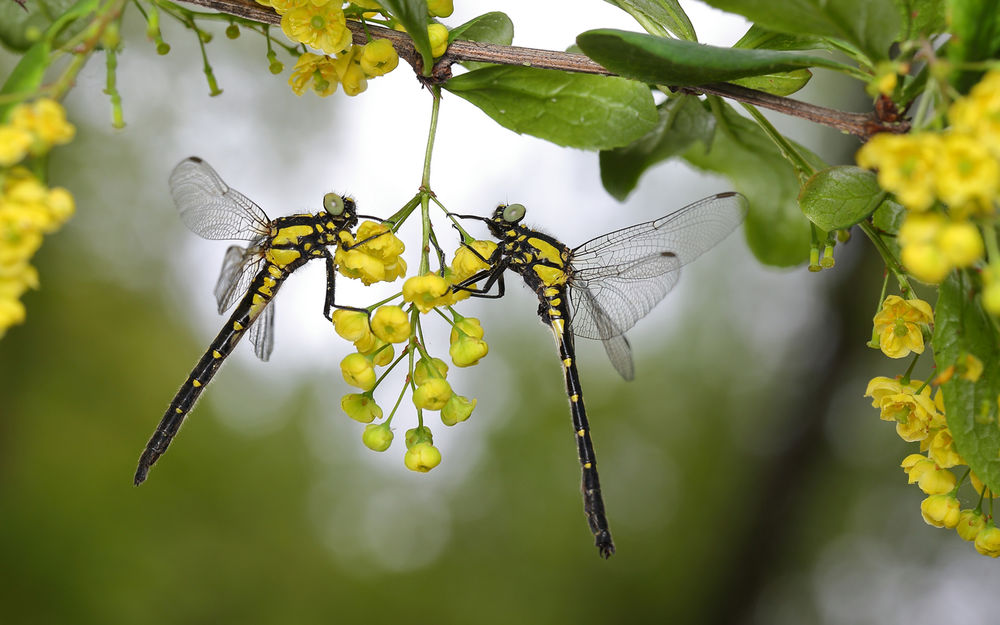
[872,197,905,235]
[894,0,947,40]
[733,24,831,51]
[600,94,715,200]
[933,273,1000,496]
[604,0,697,41]
[683,101,816,266]
[448,11,514,71]
[701,0,900,61]
[444,66,657,150]
[379,0,433,74]
[947,0,1000,92]
[576,29,846,86]
[799,166,885,231]
[0,39,50,120]
[729,69,812,96]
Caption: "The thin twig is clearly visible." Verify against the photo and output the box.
[176,0,908,139]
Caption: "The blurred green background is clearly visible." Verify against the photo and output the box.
[4,3,1000,624]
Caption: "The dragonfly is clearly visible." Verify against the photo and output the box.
[134,156,372,486]
[452,192,747,557]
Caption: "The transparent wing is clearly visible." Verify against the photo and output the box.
[571,286,635,381]
[568,192,747,341]
[169,157,272,241]
[248,298,275,362]
[214,244,266,314]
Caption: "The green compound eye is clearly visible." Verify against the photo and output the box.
[503,203,525,222]
[323,193,345,215]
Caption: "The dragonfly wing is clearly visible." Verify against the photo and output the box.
[570,286,635,380]
[169,157,272,241]
[214,245,266,314]
[569,192,746,337]
[248,298,275,362]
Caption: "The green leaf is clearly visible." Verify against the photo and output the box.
[683,101,815,267]
[700,0,900,61]
[0,39,50,120]
[449,11,513,44]
[604,0,697,41]
[933,273,1000,496]
[448,11,514,71]
[732,24,832,51]
[0,0,89,51]
[444,66,657,150]
[894,0,947,40]
[379,0,433,74]
[872,197,905,235]
[600,94,715,200]
[799,166,885,231]
[576,29,847,86]
[729,69,812,96]
[947,0,1000,92]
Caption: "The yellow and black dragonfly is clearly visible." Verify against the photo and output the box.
[134,156,369,485]
[453,192,747,557]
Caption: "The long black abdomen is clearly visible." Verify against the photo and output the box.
[133,267,284,485]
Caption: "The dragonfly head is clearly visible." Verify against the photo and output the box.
[323,193,359,229]
[489,203,526,237]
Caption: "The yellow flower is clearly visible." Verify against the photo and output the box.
[864,376,942,442]
[268,0,303,14]
[872,295,933,359]
[281,3,352,55]
[358,336,394,367]
[404,441,441,472]
[340,352,376,390]
[934,132,1000,210]
[427,0,453,17]
[370,305,411,343]
[920,494,961,528]
[427,23,449,58]
[9,98,75,152]
[341,393,383,423]
[441,394,475,426]
[957,509,987,542]
[331,45,368,96]
[0,125,32,166]
[413,377,452,410]
[288,52,340,97]
[335,221,406,285]
[900,453,956,493]
[449,317,489,367]
[857,133,940,211]
[898,213,951,283]
[359,39,399,77]
[451,240,496,282]
[949,70,1000,160]
[938,221,984,268]
[927,429,962,468]
[413,357,448,385]
[362,422,393,451]
[974,525,1000,557]
[402,274,451,313]
[984,267,1000,314]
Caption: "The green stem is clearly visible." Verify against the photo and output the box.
[859,220,912,295]
[741,102,815,181]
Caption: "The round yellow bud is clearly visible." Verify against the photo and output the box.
[974,525,1000,557]
[360,38,399,77]
[983,279,1000,315]
[939,221,984,267]
[402,274,451,313]
[450,317,485,341]
[413,378,452,410]
[404,441,441,472]
[332,309,372,342]
[340,353,376,390]
[441,394,476,426]
[427,23,449,58]
[341,393,383,423]
[901,242,951,284]
[916,467,956,495]
[920,494,961,528]
[451,241,496,281]
[371,305,411,343]
[957,509,987,542]
[362,423,393,452]
[449,334,489,367]
[413,357,448,385]
[427,0,453,17]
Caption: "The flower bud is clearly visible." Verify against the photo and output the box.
[362,423,393,452]
[332,309,372,342]
[441,394,476,426]
[413,357,448,385]
[341,393,382,423]
[974,524,1000,557]
[341,353,376,390]
[405,425,433,449]
[957,509,987,542]
[371,305,411,343]
[920,494,961,528]
[413,378,452,410]
[427,23,449,58]
[939,221,984,267]
[404,441,442,472]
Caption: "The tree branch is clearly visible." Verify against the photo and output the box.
[176,0,908,139]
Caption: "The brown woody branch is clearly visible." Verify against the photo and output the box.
[177,0,907,139]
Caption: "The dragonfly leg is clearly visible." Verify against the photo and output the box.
[452,266,506,299]
[323,250,369,320]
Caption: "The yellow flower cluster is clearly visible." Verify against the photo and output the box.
[334,220,406,285]
[0,99,76,339]
[401,240,497,312]
[865,375,1000,555]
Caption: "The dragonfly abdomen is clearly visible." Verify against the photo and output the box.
[133,263,288,485]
